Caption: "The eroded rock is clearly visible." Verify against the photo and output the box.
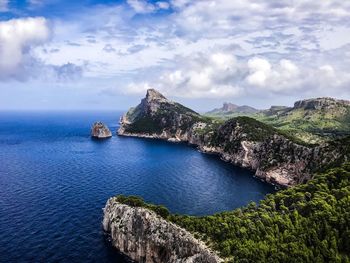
[103,198,222,263]
[91,122,112,139]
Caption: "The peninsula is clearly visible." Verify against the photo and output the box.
[103,89,350,262]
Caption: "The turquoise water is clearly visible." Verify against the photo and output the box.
[0,111,275,262]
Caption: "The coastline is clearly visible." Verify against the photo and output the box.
[117,129,297,188]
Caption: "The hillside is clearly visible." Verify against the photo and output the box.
[118,89,349,187]
[119,89,207,138]
[105,163,350,262]
[170,162,350,262]
[111,90,350,262]
[206,102,259,118]
[255,97,350,143]
[205,97,350,144]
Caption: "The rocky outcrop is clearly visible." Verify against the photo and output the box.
[118,90,349,187]
[294,97,350,110]
[103,197,222,263]
[91,122,112,139]
[207,102,259,115]
[118,89,201,139]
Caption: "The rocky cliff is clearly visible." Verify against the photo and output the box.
[103,197,222,263]
[118,89,203,142]
[259,97,350,141]
[91,122,112,139]
[293,97,350,110]
[118,89,349,187]
[206,102,259,116]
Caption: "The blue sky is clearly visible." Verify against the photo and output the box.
[0,0,349,111]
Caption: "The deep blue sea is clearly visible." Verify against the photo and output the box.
[0,111,275,262]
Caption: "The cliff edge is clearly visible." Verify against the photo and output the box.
[103,197,222,263]
[118,89,349,187]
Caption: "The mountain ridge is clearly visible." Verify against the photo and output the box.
[113,89,350,263]
[204,96,350,143]
[206,102,259,116]
[118,89,349,188]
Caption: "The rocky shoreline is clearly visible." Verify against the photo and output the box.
[103,197,222,263]
[106,89,349,262]
[116,89,347,188]
[91,122,112,139]
[118,131,305,188]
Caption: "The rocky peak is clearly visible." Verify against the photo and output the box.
[140,89,173,114]
[145,89,168,103]
[294,97,350,110]
[222,102,238,112]
[91,122,112,139]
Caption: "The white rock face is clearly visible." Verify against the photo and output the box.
[103,198,222,263]
[91,122,112,139]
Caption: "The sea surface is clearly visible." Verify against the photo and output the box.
[0,111,275,262]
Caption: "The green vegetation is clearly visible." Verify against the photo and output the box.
[125,101,203,134]
[115,195,170,219]
[169,163,350,262]
[116,163,350,262]
[120,92,350,262]
[205,112,256,119]
[125,114,163,134]
[209,116,312,147]
[205,99,350,144]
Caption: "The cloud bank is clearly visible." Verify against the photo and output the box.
[0,0,349,110]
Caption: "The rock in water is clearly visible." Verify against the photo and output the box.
[91,122,112,139]
[103,197,222,263]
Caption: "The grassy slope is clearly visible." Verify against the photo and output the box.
[254,106,350,142]
[204,105,350,144]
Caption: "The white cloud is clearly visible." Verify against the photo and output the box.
[246,58,300,89]
[170,0,190,9]
[2,0,348,104]
[0,17,50,80]
[246,57,302,92]
[125,52,243,98]
[123,49,350,99]
[127,0,156,14]
[156,2,170,10]
[28,0,45,8]
[246,58,271,87]
[0,0,8,12]
[127,0,170,14]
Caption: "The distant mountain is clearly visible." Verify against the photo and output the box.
[205,97,350,143]
[256,97,350,142]
[206,102,259,117]
[118,89,349,187]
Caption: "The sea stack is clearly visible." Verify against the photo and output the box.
[91,122,112,139]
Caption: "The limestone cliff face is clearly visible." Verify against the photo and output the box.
[118,89,201,142]
[118,89,349,187]
[103,198,222,263]
[293,97,350,110]
[91,122,112,139]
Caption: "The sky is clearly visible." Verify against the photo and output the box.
[0,0,349,111]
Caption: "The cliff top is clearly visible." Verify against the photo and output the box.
[293,97,350,109]
[103,196,222,263]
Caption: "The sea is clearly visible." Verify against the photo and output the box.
[0,111,275,262]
